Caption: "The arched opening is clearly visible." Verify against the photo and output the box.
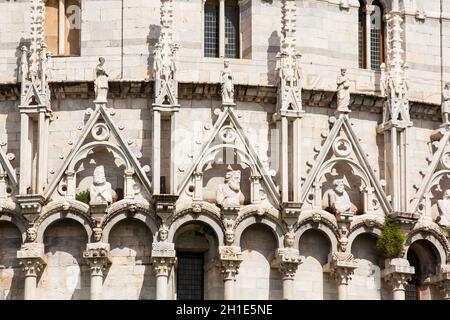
[174,222,221,300]
[103,218,155,299]
[38,219,89,299]
[349,233,389,299]
[297,229,333,299]
[0,221,23,300]
[370,1,385,70]
[406,240,441,300]
[238,224,281,300]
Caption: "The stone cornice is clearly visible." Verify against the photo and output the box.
[0,81,442,121]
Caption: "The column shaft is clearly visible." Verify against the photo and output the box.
[153,110,161,194]
[219,0,225,57]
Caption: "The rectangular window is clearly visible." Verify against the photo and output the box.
[177,252,204,300]
[204,3,219,58]
[225,4,239,58]
[370,27,381,71]
[45,0,81,56]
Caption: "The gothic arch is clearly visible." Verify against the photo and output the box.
[234,215,284,249]
[0,212,27,242]
[316,158,370,188]
[167,212,225,247]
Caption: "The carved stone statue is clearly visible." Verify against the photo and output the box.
[26,227,37,243]
[437,189,450,226]
[442,82,450,124]
[216,170,244,207]
[323,179,357,215]
[336,68,351,112]
[94,57,109,102]
[20,46,29,81]
[221,60,234,105]
[90,165,112,204]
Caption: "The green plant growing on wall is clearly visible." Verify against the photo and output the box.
[76,190,90,204]
[376,214,407,258]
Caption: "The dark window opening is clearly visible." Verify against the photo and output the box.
[177,252,204,300]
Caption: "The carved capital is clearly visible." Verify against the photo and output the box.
[83,242,111,275]
[17,243,47,277]
[217,246,243,280]
[273,248,303,279]
[325,252,357,285]
[381,258,415,291]
[152,256,177,277]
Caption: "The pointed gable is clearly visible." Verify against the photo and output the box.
[301,114,391,215]
[44,103,151,201]
[178,107,280,208]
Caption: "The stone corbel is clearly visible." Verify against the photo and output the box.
[281,202,301,230]
[415,10,426,22]
[153,194,178,223]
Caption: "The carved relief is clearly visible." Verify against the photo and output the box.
[323,178,357,215]
[216,170,245,208]
[90,165,113,204]
[437,189,450,226]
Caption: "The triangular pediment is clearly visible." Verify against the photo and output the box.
[21,82,45,107]
[301,114,391,215]
[155,81,178,106]
[44,103,152,202]
[178,107,280,208]
[409,127,450,218]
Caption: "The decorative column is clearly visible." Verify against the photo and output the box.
[152,0,180,195]
[273,247,302,300]
[152,241,177,300]
[381,258,415,300]
[325,252,357,300]
[274,0,304,203]
[217,246,242,300]
[377,2,412,215]
[17,243,47,300]
[17,0,52,216]
[83,242,111,300]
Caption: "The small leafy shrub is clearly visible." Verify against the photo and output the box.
[76,190,90,204]
[376,214,406,258]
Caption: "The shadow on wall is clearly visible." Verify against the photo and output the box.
[267,31,281,86]
[147,24,162,80]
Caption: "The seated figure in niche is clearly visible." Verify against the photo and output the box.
[216,170,245,208]
[437,189,450,226]
[323,178,357,215]
[90,165,113,204]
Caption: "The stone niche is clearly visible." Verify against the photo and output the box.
[320,162,363,215]
[202,162,251,206]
